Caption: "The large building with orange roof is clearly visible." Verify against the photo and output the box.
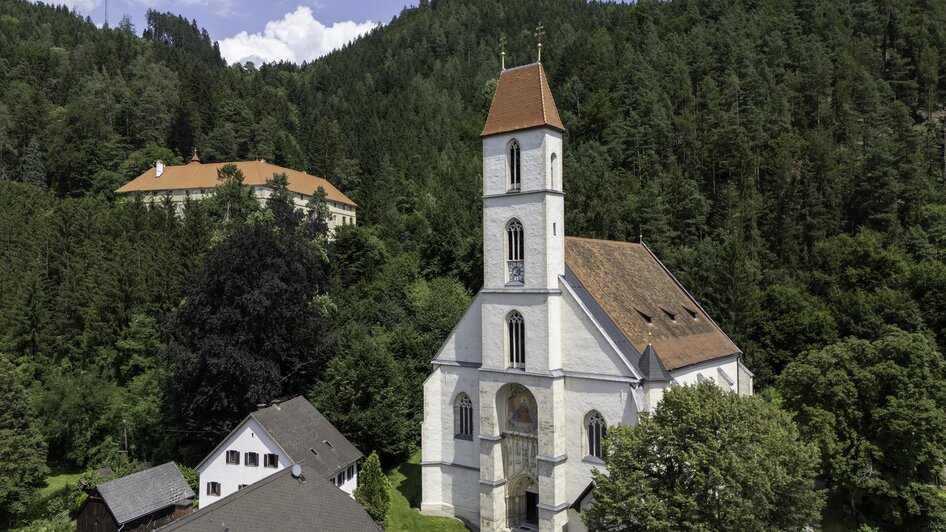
[115,154,356,231]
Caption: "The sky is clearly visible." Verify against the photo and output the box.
[37,0,418,65]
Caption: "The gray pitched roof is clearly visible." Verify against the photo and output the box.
[95,462,195,525]
[249,396,362,478]
[159,463,381,532]
[639,343,672,382]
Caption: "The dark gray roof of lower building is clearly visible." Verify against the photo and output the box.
[250,396,363,478]
[95,462,195,525]
[158,463,381,532]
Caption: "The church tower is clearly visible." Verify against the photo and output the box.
[476,62,571,531]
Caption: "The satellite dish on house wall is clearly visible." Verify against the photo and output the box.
[291,464,302,478]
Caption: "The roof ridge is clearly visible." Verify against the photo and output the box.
[538,65,548,125]
[503,61,541,73]
[564,235,643,247]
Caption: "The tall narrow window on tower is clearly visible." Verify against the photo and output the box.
[550,153,558,190]
[508,311,525,369]
[507,219,524,283]
[508,139,521,191]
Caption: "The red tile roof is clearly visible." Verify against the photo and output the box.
[116,160,355,207]
[564,237,741,371]
[481,63,565,137]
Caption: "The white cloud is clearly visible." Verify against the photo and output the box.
[217,6,377,65]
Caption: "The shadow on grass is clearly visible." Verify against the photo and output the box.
[394,460,422,507]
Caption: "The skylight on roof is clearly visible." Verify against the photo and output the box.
[635,309,653,325]
[324,440,334,448]
[661,307,676,321]
[682,306,698,319]
[310,447,318,456]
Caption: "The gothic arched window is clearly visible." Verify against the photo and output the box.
[586,411,607,460]
[508,311,525,369]
[455,393,474,439]
[508,139,521,191]
[550,152,558,190]
[506,219,524,284]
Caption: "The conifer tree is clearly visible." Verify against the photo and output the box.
[20,139,46,188]
[0,355,48,526]
[354,451,390,525]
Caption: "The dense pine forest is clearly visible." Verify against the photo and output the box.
[3,0,946,529]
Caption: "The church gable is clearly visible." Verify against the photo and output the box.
[564,237,741,371]
[559,276,640,378]
[430,294,483,365]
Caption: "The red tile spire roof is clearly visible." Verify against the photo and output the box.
[481,62,565,137]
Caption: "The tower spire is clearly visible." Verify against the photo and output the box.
[535,23,545,62]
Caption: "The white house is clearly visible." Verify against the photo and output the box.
[420,62,753,531]
[196,396,362,508]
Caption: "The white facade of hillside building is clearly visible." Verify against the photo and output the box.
[421,63,752,532]
[197,398,359,508]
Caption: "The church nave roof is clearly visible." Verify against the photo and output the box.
[564,236,741,372]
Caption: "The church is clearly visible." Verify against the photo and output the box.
[420,62,753,531]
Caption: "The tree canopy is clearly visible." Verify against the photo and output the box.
[584,383,823,532]
[778,330,946,529]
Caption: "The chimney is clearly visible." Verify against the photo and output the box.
[155,160,165,178]
[256,403,267,411]
[271,399,283,410]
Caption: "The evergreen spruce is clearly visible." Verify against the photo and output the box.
[354,451,391,525]
[20,139,46,188]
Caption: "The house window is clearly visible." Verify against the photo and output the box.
[264,453,279,468]
[508,311,525,369]
[508,139,521,191]
[347,465,355,479]
[226,450,240,465]
[455,393,474,439]
[586,412,607,460]
[207,482,221,496]
[506,219,524,284]
[245,452,259,467]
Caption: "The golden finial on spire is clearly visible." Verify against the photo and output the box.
[535,22,545,62]
[499,32,507,70]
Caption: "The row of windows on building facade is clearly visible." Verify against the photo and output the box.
[452,393,607,460]
[224,450,279,468]
[333,464,356,487]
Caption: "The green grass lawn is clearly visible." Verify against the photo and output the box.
[386,451,469,531]
[40,468,83,497]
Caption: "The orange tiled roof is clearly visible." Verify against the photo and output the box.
[481,63,565,137]
[564,237,741,371]
[116,160,356,207]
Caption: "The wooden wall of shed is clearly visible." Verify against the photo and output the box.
[124,502,194,532]
[76,496,118,532]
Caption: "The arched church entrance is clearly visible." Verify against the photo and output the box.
[496,383,539,528]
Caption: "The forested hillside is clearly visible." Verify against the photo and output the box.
[3,0,946,529]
